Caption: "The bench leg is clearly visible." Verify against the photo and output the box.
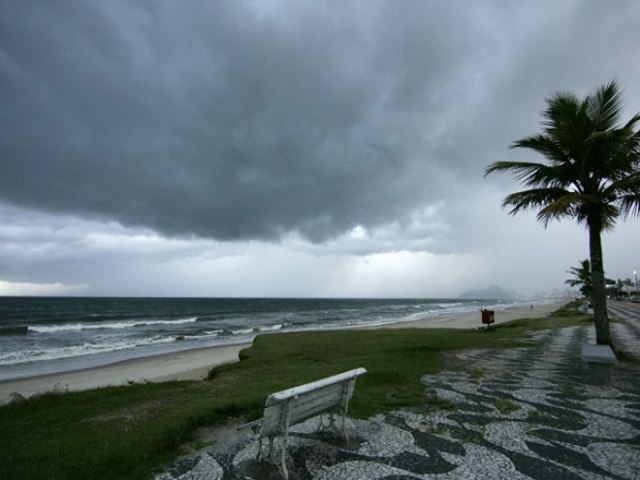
[280,436,288,480]
[278,400,294,480]
[342,412,348,443]
[588,362,611,385]
[269,436,275,462]
[341,380,353,442]
[317,410,349,442]
[256,435,275,462]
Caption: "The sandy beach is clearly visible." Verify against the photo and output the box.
[0,299,567,404]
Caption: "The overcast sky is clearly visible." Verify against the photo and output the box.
[1,0,639,298]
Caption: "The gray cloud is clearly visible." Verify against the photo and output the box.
[2,0,576,244]
[1,1,640,297]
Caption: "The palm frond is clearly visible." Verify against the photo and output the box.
[587,124,640,179]
[501,187,573,221]
[536,193,583,227]
[542,92,584,131]
[587,80,623,131]
[510,134,568,164]
[622,112,640,131]
[619,193,640,218]
[485,160,573,189]
[603,172,640,196]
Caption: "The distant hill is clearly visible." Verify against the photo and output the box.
[458,284,516,299]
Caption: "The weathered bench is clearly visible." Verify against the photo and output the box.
[581,344,616,385]
[242,367,366,479]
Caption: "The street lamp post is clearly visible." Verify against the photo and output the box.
[635,270,638,295]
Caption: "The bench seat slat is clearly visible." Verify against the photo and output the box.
[266,368,366,406]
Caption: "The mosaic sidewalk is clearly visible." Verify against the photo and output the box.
[157,305,640,480]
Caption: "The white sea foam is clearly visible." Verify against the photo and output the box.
[0,335,176,365]
[260,323,283,332]
[231,324,283,335]
[28,317,198,333]
[231,327,255,335]
[437,302,463,308]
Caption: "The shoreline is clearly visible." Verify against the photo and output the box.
[0,342,252,404]
[0,299,568,404]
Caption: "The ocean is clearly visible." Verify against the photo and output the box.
[0,296,539,380]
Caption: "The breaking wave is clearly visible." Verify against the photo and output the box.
[28,317,198,334]
[0,335,176,366]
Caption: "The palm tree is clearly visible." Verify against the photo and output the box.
[565,259,592,299]
[486,81,640,346]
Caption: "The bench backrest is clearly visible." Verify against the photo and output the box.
[260,367,366,437]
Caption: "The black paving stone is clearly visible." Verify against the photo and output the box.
[525,440,628,480]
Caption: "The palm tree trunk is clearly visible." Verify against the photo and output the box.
[588,218,612,346]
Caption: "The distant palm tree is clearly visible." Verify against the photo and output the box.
[486,81,640,346]
[565,259,592,299]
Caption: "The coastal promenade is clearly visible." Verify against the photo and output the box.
[157,302,640,480]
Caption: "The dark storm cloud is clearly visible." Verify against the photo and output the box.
[2,0,639,247]
[0,0,497,242]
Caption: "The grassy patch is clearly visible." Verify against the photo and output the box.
[421,394,457,412]
[494,398,520,414]
[551,299,586,316]
[467,368,485,383]
[0,308,574,480]
[558,384,586,399]
[490,309,593,335]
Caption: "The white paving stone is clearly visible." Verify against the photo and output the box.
[587,442,640,479]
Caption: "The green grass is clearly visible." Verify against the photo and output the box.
[494,398,520,414]
[558,384,587,399]
[0,305,583,479]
